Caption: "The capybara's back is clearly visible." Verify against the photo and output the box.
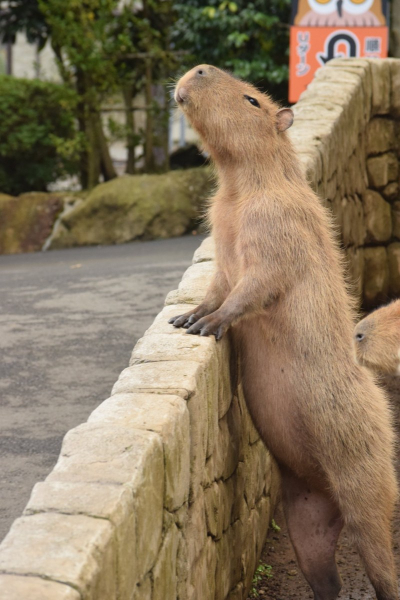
[354,299,400,374]
[170,65,398,600]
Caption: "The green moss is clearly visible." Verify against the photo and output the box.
[50,168,214,249]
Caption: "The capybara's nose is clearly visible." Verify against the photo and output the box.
[355,332,365,342]
[175,86,188,104]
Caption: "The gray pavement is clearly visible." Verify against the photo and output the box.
[0,235,203,541]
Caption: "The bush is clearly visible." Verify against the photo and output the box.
[0,76,83,195]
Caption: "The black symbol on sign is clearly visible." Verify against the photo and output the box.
[317,32,359,65]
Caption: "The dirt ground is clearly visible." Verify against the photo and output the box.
[248,375,400,600]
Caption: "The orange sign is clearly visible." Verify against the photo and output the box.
[289,26,388,102]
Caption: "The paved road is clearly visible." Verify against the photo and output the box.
[0,235,203,541]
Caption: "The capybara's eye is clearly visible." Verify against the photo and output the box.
[244,95,260,108]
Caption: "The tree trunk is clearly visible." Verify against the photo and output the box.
[85,113,101,189]
[144,57,154,172]
[150,82,170,173]
[75,69,101,189]
[94,112,117,181]
[123,85,136,174]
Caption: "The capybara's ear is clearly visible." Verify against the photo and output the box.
[276,108,294,132]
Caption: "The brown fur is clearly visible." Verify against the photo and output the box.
[170,65,398,600]
[355,299,400,375]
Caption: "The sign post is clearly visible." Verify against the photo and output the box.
[289,0,389,102]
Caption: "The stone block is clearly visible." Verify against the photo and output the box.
[46,423,163,580]
[255,496,272,557]
[176,532,189,600]
[367,118,396,155]
[382,182,399,203]
[362,190,392,243]
[0,513,116,600]
[112,360,203,399]
[392,202,400,239]
[130,333,214,366]
[24,481,135,600]
[192,236,215,264]
[344,151,367,196]
[363,247,389,309]
[88,393,190,511]
[165,261,215,306]
[186,488,207,570]
[131,576,152,600]
[388,243,400,296]
[187,537,216,600]
[230,462,247,524]
[215,521,243,600]
[227,583,244,600]
[388,58,400,118]
[241,509,259,593]
[367,153,398,188]
[205,396,242,484]
[153,525,180,600]
[216,337,234,420]
[369,58,391,115]
[243,441,271,510]
[203,480,232,541]
[0,575,80,600]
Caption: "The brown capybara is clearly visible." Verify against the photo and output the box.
[169,65,398,600]
[354,299,400,375]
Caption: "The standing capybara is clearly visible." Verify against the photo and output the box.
[354,299,400,375]
[169,65,398,600]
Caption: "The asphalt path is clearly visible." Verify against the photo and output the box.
[0,235,204,541]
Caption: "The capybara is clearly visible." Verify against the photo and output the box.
[354,299,400,375]
[169,65,398,600]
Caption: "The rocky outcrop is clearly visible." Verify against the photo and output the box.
[0,192,65,254]
[47,168,213,250]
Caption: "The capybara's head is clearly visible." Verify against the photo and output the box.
[353,300,400,375]
[174,65,294,161]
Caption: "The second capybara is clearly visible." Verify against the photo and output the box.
[354,299,400,374]
[169,65,398,600]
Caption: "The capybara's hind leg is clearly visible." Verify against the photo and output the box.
[281,469,343,600]
[349,516,398,600]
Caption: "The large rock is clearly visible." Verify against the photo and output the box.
[0,192,65,254]
[48,168,213,249]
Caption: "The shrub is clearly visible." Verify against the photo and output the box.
[0,75,83,195]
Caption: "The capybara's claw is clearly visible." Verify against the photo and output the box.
[168,314,187,328]
[186,316,226,340]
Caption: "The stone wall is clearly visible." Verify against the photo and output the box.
[0,236,279,600]
[1,58,400,600]
[291,57,400,309]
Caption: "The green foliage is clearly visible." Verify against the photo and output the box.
[0,76,83,195]
[173,0,291,102]
[251,561,273,597]
[271,518,281,532]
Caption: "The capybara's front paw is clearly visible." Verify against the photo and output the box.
[168,310,197,328]
[185,314,228,340]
